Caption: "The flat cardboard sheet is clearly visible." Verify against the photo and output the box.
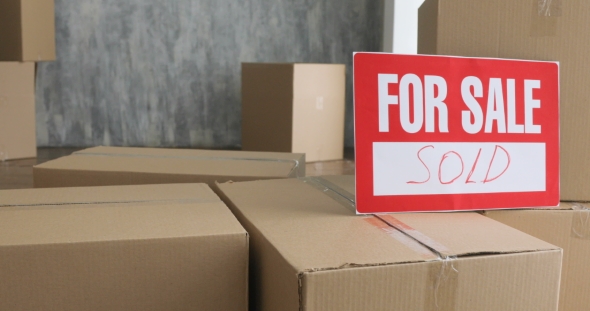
[33,146,305,188]
[484,203,590,311]
[216,175,562,311]
[0,183,248,311]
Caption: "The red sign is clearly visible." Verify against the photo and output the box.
[354,53,559,214]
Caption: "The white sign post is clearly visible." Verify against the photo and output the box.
[382,0,426,54]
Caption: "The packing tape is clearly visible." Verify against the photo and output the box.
[374,214,459,310]
[571,203,590,239]
[538,0,562,17]
[73,151,302,177]
[364,217,436,259]
[302,178,459,309]
[427,256,459,311]
[300,176,356,212]
[530,0,560,36]
[0,144,8,162]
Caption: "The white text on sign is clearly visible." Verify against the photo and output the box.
[378,74,542,134]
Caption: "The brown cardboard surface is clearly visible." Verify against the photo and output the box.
[242,63,294,153]
[33,146,305,188]
[0,183,248,311]
[216,175,562,311]
[0,0,56,61]
[242,63,345,162]
[0,62,36,160]
[484,203,590,311]
[418,0,590,201]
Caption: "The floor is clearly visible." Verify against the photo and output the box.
[0,148,355,190]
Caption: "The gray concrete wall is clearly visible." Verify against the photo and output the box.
[36,0,383,148]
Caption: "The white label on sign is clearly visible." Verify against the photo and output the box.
[373,142,546,195]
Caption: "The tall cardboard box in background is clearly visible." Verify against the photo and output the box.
[0,183,248,311]
[0,62,36,160]
[33,146,305,188]
[484,204,590,311]
[418,0,588,201]
[0,0,56,61]
[242,63,345,162]
[216,175,562,311]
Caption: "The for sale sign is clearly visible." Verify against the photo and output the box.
[354,53,559,214]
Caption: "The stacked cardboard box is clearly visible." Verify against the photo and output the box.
[483,205,590,311]
[418,0,588,202]
[0,0,56,160]
[215,175,562,310]
[418,1,590,309]
[242,63,346,162]
[0,62,36,160]
[33,146,305,188]
[0,0,55,61]
[0,183,248,310]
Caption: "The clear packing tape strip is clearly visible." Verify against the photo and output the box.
[572,203,590,239]
[538,0,562,17]
[531,0,561,36]
[0,144,7,163]
[73,151,303,178]
[301,176,459,310]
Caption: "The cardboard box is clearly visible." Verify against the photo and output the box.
[242,63,345,162]
[0,183,248,311]
[0,0,56,61]
[483,203,590,311]
[0,62,36,160]
[33,146,305,188]
[418,0,588,201]
[216,175,562,311]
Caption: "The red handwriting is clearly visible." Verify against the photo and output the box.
[484,145,511,183]
[407,145,434,184]
[465,148,482,184]
[438,151,464,184]
[407,145,510,185]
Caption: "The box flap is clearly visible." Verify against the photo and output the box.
[35,146,305,178]
[217,177,558,273]
[0,184,247,246]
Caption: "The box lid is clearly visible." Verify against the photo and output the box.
[217,175,557,272]
[0,183,246,246]
[35,146,305,179]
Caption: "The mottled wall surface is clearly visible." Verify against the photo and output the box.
[37,0,383,148]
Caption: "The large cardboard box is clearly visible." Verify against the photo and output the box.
[0,0,56,61]
[0,183,248,311]
[483,203,590,311]
[216,175,562,311]
[242,63,345,162]
[418,0,588,201]
[33,146,305,188]
[0,62,36,160]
